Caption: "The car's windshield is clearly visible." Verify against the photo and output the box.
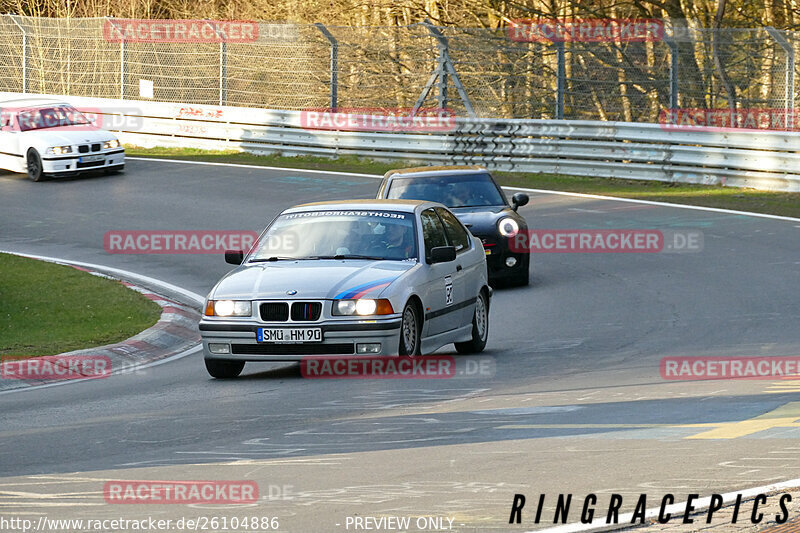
[250,210,418,262]
[386,173,506,207]
[17,106,91,131]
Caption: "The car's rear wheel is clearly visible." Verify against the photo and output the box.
[399,300,421,356]
[455,289,489,354]
[26,149,44,182]
[205,359,245,379]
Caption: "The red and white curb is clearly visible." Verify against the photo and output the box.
[0,252,204,395]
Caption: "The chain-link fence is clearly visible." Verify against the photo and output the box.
[0,15,798,122]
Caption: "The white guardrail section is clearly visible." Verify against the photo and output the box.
[2,92,799,192]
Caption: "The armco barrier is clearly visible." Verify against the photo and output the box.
[2,92,799,192]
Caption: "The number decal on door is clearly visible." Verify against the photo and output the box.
[445,275,453,306]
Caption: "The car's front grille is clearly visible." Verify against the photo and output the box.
[260,302,289,322]
[78,145,89,153]
[291,302,322,321]
[232,343,354,355]
[91,143,101,152]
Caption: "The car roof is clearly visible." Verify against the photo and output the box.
[383,165,487,179]
[0,98,70,109]
[287,199,439,213]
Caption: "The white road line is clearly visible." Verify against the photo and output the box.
[127,157,800,223]
[126,156,378,178]
[531,477,800,532]
[503,186,800,223]
[0,251,204,306]
[0,250,204,396]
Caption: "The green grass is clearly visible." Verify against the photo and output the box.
[0,253,162,357]
[126,146,800,218]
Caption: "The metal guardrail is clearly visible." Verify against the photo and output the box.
[2,92,799,192]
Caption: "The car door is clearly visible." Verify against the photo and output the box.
[419,208,462,337]
[435,207,476,326]
[0,108,21,172]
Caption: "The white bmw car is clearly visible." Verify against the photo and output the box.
[0,98,125,181]
[200,200,491,378]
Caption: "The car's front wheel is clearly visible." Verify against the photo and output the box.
[205,359,245,379]
[26,149,44,182]
[455,289,489,354]
[399,300,421,356]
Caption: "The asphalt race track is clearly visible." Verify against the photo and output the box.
[1,158,799,532]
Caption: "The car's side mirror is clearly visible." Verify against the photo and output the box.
[225,249,244,265]
[429,246,456,264]
[511,192,529,211]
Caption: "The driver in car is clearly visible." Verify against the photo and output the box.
[381,223,415,259]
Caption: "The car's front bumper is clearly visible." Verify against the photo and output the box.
[200,317,402,362]
[479,234,530,279]
[41,149,125,176]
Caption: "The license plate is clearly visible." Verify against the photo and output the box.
[79,155,104,163]
[257,328,322,343]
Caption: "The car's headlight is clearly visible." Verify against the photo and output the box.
[204,300,251,317]
[103,139,120,149]
[498,217,520,237]
[332,299,394,316]
[47,145,72,155]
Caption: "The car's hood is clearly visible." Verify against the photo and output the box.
[21,126,114,146]
[451,205,520,235]
[210,260,416,300]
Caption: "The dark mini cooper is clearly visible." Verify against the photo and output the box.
[377,166,530,286]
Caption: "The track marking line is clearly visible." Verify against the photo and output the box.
[128,156,800,223]
[126,156,378,178]
[686,402,800,439]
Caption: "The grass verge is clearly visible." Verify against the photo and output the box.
[0,253,162,357]
[125,146,800,218]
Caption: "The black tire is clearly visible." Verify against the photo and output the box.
[205,359,245,379]
[26,149,44,182]
[398,300,421,356]
[455,289,489,354]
